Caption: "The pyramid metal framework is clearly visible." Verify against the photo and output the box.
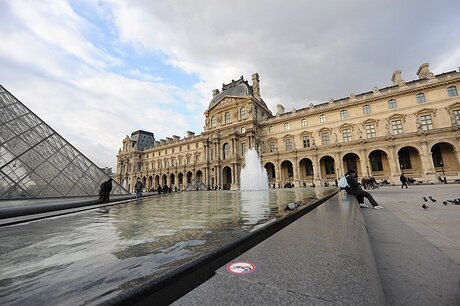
[0,84,129,200]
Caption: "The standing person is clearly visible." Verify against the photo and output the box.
[135,178,143,198]
[99,178,113,203]
[344,170,383,209]
[400,174,408,189]
[157,185,162,195]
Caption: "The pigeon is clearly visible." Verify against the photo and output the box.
[447,199,460,205]
[429,196,437,203]
[422,203,429,209]
[422,197,428,202]
[442,201,448,205]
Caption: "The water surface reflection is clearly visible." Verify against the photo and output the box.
[0,188,335,305]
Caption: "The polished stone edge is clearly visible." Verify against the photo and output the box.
[102,190,340,306]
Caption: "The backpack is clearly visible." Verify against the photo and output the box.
[338,176,349,189]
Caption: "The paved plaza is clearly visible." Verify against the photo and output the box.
[363,184,460,264]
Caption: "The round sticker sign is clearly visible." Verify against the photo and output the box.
[227,262,256,274]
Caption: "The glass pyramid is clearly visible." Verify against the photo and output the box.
[0,84,129,200]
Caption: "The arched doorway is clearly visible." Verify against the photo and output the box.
[368,150,389,179]
[319,155,335,182]
[148,176,153,190]
[186,171,193,184]
[264,162,276,187]
[169,173,175,186]
[178,172,184,187]
[342,153,361,176]
[161,174,167,186]
[154,175,160,188]
[298,158,313,186]
[398,146,422,178]
[222,166,232,190]
[280,160,294,187]
[431,142,459,179]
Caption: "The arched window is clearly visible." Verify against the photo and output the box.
[388,99,396,109]
[241,127,246,133]
[301,119,307,127]
[363,105,371,114]
[223,143,230,159]
[416,93,425,103]
[340,110,347,119]
[225,112,231,124]
[320,114,326,123]
[284,122,290,131]
[240,107,246,120]
[210,116,217,128]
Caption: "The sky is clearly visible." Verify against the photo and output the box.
[1,0,460,171]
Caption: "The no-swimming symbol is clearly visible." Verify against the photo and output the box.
[227,262,256,274]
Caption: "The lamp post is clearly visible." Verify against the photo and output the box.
[439,161,447,184]
[400,164,404,175]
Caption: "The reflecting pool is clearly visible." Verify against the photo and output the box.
[0,188,335,305]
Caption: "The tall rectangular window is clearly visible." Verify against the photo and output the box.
[241,142,247,156]
[240,107,246,120]
[388,99,396,109]
[269,126,274,133]
[363,105,371,114]
[284,122,290,131]
[365,124,376,138]
[391,120,403,134]
[302,136,310,148]
[340,110,347,119]
[448,86,458,97]
[301,119,307,127]
[342,128,351,142]
[416,93,425,103]
[453,109,460,125]
[270,141,276,152]
[320,114,326,123]
[419,115,433,130]
[285,138,293,151]
[321,133,330,145]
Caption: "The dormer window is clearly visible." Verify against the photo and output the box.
[363,105,371,114]
[388,99,396,109]
[284,122,290,131]
[340,110,347,119]
[416,93,426,103]
[301,119,307,127]
[320,114,326,123]
[448,86,458,97]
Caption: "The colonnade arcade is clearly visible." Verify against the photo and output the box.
[129,140,459,191]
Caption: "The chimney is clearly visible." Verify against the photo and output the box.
[212,89,220,97]
[252,73,260,100]
[391,70,405,85]
[172,135,180,141]
[417,63,434,79]
[187,131,195,138]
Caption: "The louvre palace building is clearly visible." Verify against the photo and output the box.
[116,63,460,192]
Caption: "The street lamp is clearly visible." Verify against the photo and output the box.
[439,161,447,184]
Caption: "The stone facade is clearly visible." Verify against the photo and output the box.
[117,64,460,192]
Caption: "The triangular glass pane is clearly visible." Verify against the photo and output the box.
[0,171,15,196]
[0,107,16,124]
[36,184,61,198]
[66,183,89,197]
[1,184,30,199]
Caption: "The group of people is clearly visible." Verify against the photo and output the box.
[360,176,379,189]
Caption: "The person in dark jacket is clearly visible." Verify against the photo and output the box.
[135,178,143,198]
[100,178,113,203]
[344,170,383,209]
[400,174,408,189]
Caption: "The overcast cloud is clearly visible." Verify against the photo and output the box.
[1,0,459,170]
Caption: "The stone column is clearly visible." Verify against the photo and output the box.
[420,140,436,183]
[312,153,321,186]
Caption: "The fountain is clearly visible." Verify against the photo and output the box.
[240,148,269,191]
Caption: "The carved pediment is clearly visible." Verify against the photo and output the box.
[300,131,313,137]
[446,102,460,111]
[338,123,354,131]
[362,118,379,127]
[283,134,294,140]
[387,113,407,122]
[414,108,436,117]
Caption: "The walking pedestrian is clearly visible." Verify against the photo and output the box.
[135,178,143,198]
[400,174,408,189]
[344,170,383,209]
[99,178,113,203]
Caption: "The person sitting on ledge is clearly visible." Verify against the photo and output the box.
[344,170,383,210]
